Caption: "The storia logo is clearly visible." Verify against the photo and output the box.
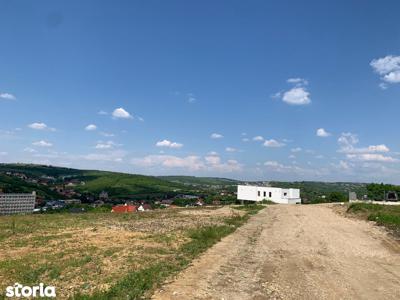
[5,283,56,298]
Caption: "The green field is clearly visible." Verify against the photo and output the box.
[347,203,400,235]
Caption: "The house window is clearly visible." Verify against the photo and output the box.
[269,192,272,197]
[263,191,266,197]
[258,191,260,197]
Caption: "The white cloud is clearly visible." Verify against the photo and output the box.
[316,128,331,137]
[0,151,7,156]
[83,150,125,162]
[95,144,111,149]
[32,140,53,147]
[210,133,223,139]
[291,147,302,152]
[100,132,115,137]
[98,110,108,115]
[225,147,238,152]
[338,132,359,147]
[282,87,311,105]
[263,139,285,148]
[28,122,55,131]
[264,160,296,173]
[370,55,400,75]
[242,138,250,142]
[370,55,400,86]
[85,124,97,131]
[252,136,264,141]
[205,155,221,165]
[337,132,390,155]
[383,71,400,83]
[133,155,204,171]
[287,78,308,85]
[132,154,242,173]
[336,132,396,164]
[23,147,37,153]
[0,93,16,100]
[95,140,122,150]
[156,139,183,149]
[347,153,398,163]
[112,107,133,119]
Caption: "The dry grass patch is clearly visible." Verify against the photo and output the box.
[0,206,245,299]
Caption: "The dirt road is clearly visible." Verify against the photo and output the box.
[153,204,400,300]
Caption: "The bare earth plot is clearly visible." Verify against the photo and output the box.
[153,204,400,300]
[0,206,242,298]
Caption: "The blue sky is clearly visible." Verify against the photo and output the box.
[1,0,400,183]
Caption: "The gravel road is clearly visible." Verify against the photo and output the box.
[152,204,400,300]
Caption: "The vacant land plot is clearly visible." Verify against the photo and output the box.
[0,206,258,299]
[154,204,400,300]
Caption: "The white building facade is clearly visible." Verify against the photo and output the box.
[237,185,301,204]
[0,192,36,215]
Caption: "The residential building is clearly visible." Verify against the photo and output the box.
[237,185,301,204]
[0,192,36,215]
[111,204,137,213]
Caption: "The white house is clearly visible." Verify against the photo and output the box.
[237,185,301,204]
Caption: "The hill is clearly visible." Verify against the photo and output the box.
[159,176,239,187]
[75,171,185,198]
[0,163,382,203]
[0,173,62,199]
[0,164,186,200]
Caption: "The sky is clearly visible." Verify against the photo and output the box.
[1,0,400,183]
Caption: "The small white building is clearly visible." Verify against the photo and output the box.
[237,185,301,204]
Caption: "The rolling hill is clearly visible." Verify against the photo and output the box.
[0,164,187,199]
[0,163,379,202]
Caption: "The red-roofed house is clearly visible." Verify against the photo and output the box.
[111,204,137,213]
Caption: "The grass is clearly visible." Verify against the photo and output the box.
[347,203,400,233]
[233,204,265,215]
[0,206,264,299]
[73,214,250,300]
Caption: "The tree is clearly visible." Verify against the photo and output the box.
[328,191,347,202]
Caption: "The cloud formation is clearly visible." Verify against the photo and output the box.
[32,140,53,147]
[274,77,311,105]
[132,154,242,173]
[95,141,119,149]
[0,93,16,100]
[282,87,311,105]
[263,139,285,147]
[156,139,183,149]
[112,107,133,119]
[28,122,56,131]
[370,55,400,87]
[316,128,331,137]
[210,133,223,139]
[337,132,396,163]
[85,124,97,131]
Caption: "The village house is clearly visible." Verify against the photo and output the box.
[111,204,138,213]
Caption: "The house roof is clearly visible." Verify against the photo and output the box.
[111,205,137,213]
